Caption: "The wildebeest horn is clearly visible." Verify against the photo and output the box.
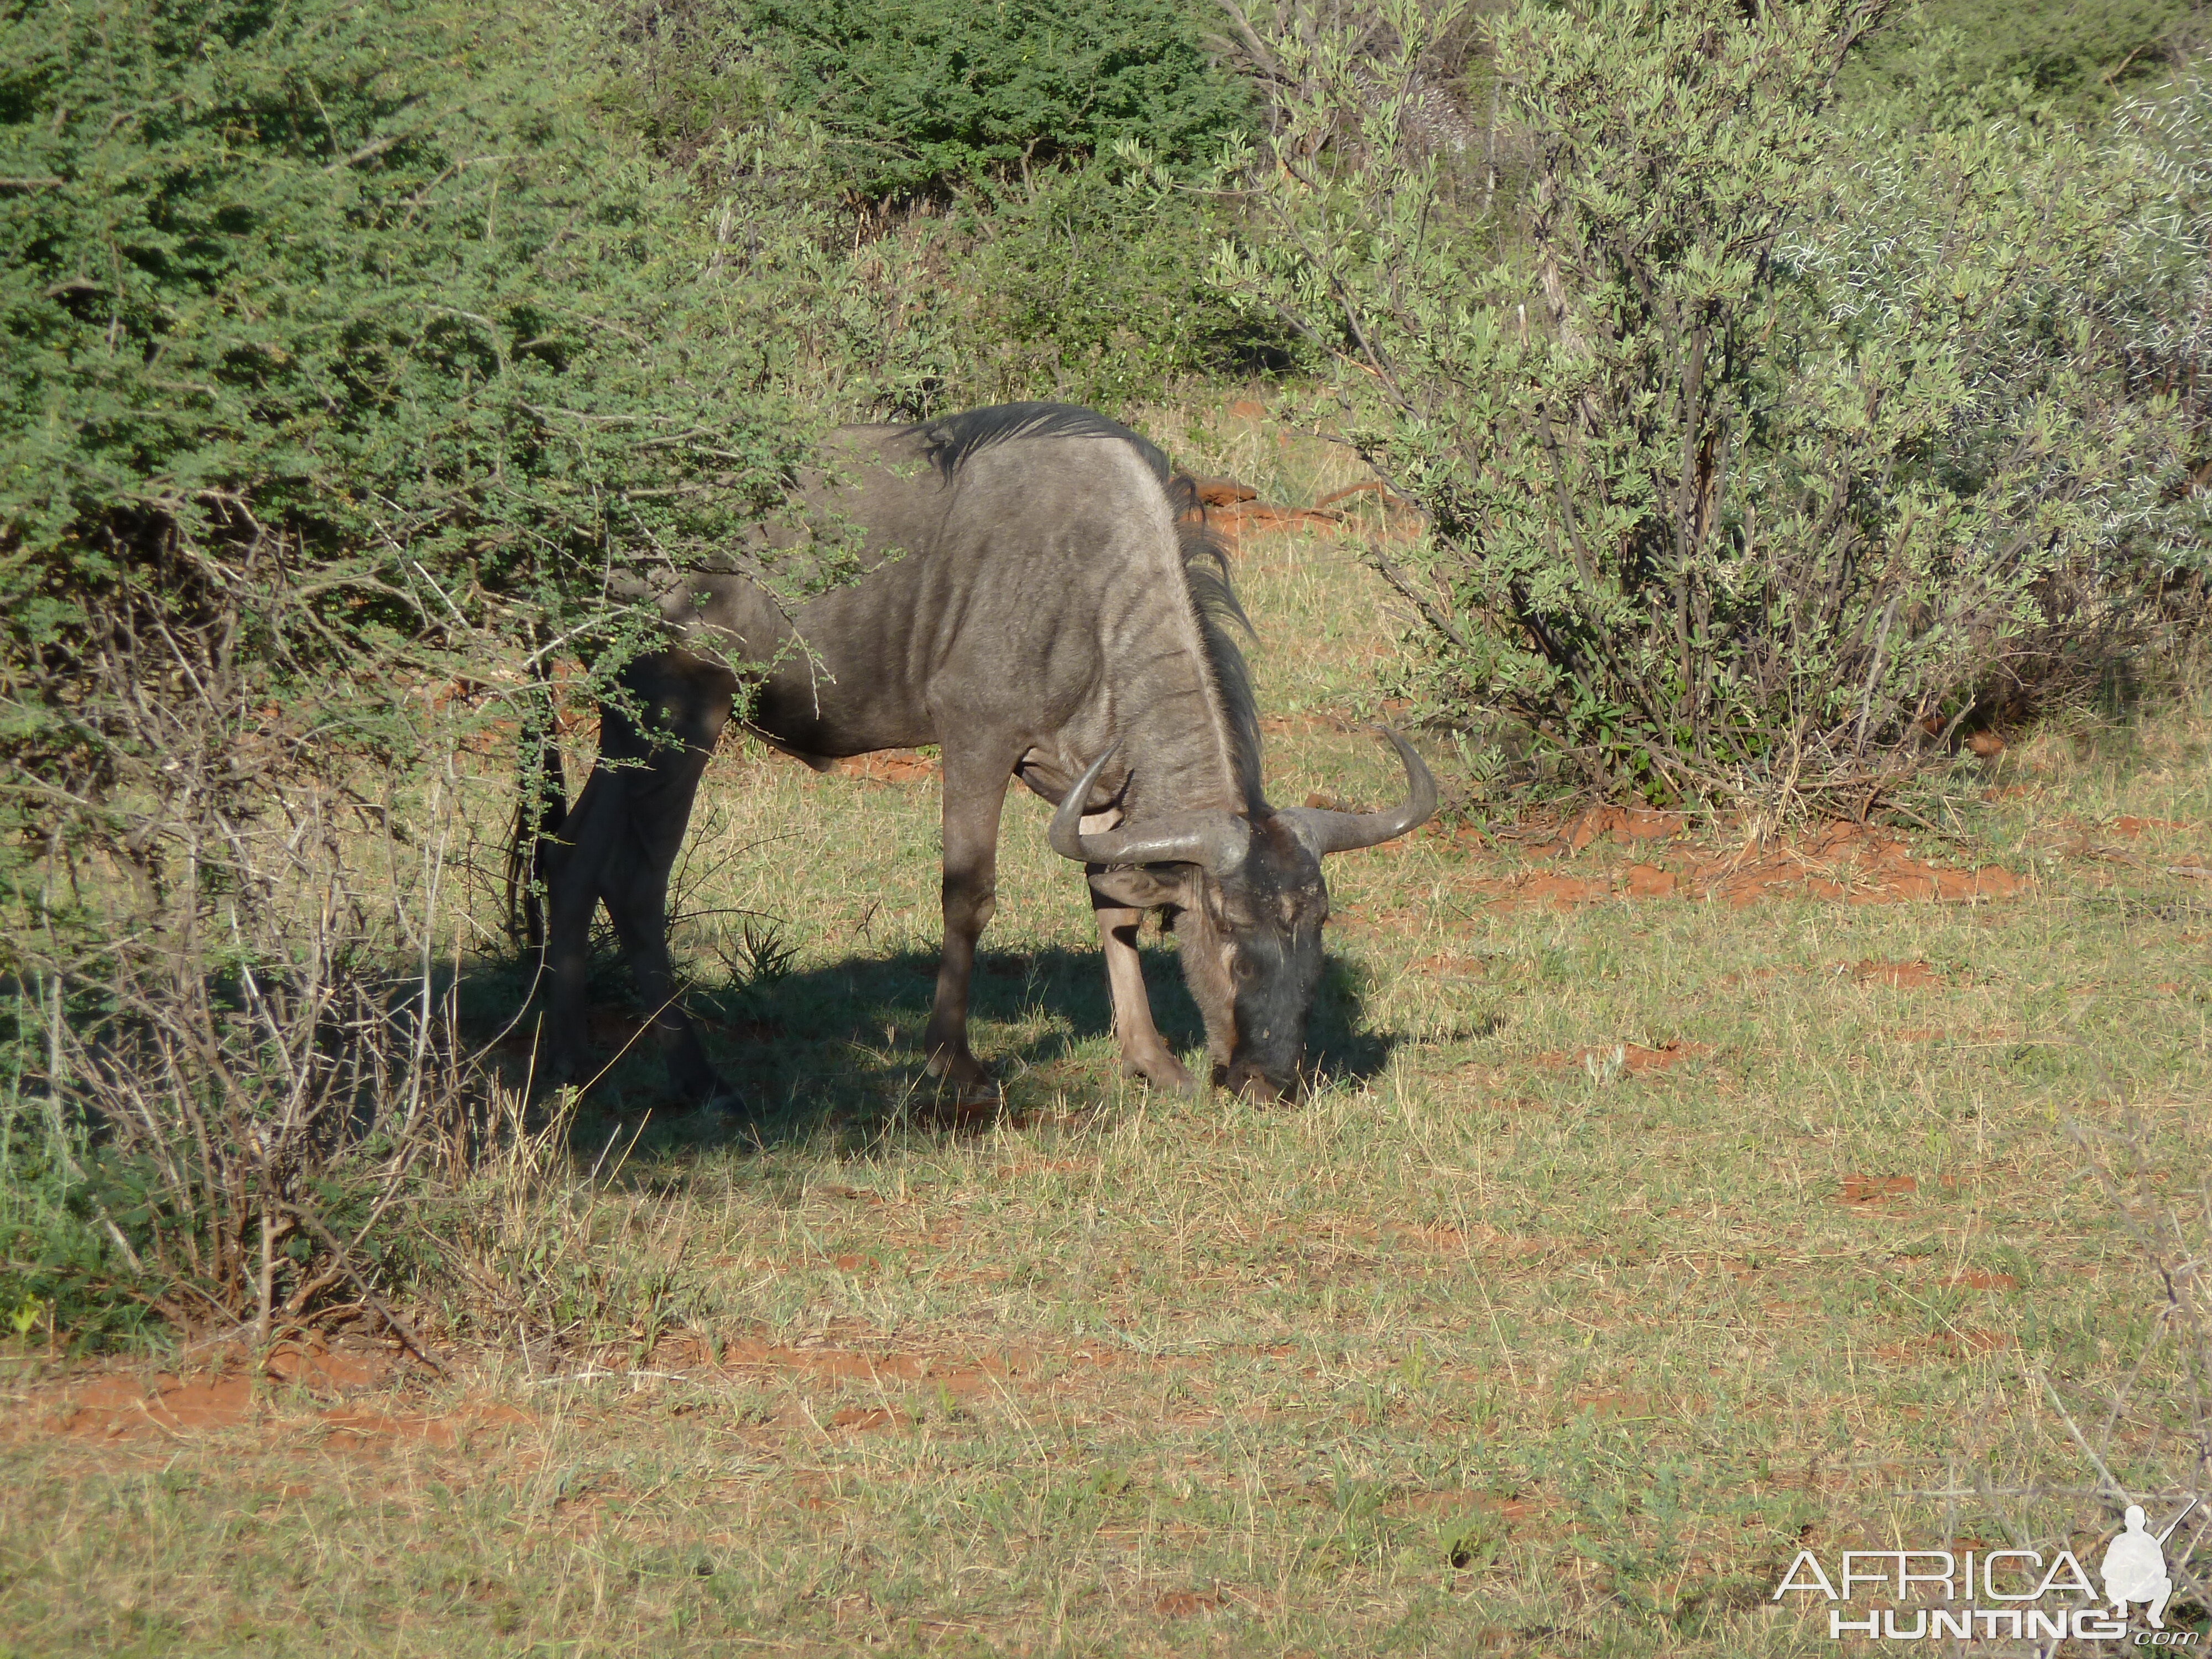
[1276,729,1438,855]
[1048,746,1248,869]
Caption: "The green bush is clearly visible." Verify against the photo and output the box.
[596,0,1295,413]
[924,148,1303,409]
[717,0,1290,406]
[2,0,821,641]
[0,0,840,1343]
[745,0,1254,200]
[1221,0,2202,809]
[1841,0,2198,119]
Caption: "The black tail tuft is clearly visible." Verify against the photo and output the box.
[505,712,568,954]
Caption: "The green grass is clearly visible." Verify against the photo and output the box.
[3,444,2208,1655]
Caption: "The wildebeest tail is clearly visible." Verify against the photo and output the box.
[504,707,568,954]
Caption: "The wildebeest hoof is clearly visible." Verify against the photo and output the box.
[692,1078,749,1117]
[915,1071,1003,1129]
[1124,1053,1197,1092]
[924,1048,995,1088]
[537,1044,586,1093]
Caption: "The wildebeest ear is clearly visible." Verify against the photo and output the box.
[1087,864,1192,910]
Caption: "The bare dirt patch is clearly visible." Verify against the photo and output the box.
[1515,872,1615,906]
[1850,959,1944,989]
[1537,1040,1714,1074]
[1439,817,2025,910]
[2109,816,2192,836]
[18,1344,538,1452]
[1836,1173,1918,1207]
[1152,1589,1225,1618]
[1188,471,1426,543]
[825,1405,909,1432]
[1946,1270,2020,1291]
[1691,824,2025,905]
[1188,476,1256,507]
[1526,805,1688,854]
[1206,499,1345,538]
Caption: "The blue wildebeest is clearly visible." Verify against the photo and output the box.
[524,403,1434,1108]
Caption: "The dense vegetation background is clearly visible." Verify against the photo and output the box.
[1,0,2206,1343]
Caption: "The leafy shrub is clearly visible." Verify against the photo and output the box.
[745,0,1254,200]
[1842,0,2200,119]
[716,0,1290,406]
[597,0,1296,413]
[924,148,1304,409]
[0,0,835,1342]
[1220,0,2202,809]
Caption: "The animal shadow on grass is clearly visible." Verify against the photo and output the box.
[463,937,1394,1155]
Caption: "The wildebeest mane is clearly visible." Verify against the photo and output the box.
[1173,494,1265,812]
[913,401,1172,486]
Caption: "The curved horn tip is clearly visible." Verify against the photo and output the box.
[1046,745,1239,871]
[1380,726,1437,818]
[1047,744,1122,863]
[1273,727,1438,856]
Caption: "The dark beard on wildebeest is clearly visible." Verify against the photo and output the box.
[517,402,1434,1112]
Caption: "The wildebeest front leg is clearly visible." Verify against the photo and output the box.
[922,747,1016,1097]
[1092,899,1196,1091]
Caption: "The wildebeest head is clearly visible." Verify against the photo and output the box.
[1050,732,1436,1099]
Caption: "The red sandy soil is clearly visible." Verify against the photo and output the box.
[6,1328,1148,1454]
[1850,960,1944,988]
[835,750,937,783]
[1339,810,2028,915]
[1206,499,1349,537]
[1152,1590,1224,1618]
[7,1339,537,1449]
[1535,1041,1714,1074]
[1188,476,1258,507]
[1837,1173,1918,1206]
[1184,471,1426,541]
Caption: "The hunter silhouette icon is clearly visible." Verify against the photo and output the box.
[2102,1498,2196,1629]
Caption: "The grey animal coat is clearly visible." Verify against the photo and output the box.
[531,404,1433,1107]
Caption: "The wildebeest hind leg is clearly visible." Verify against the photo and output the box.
[1093,901,1196,1091]
[609,659,740,1108]
[545,653,740,1110]
[539,766,618,1089]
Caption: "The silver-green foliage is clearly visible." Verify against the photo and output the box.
[1219,0,2203,806]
